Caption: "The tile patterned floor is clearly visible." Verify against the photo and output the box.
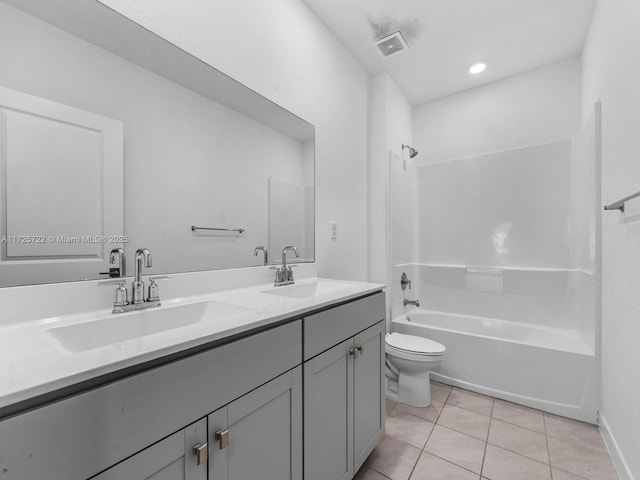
[356,382,618,480]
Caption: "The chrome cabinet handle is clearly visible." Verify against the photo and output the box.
[349,345,363,358]
[215,429,229,449]
[193,442,208,465]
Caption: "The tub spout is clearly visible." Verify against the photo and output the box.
[404,298,420,307]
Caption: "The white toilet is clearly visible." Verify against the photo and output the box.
[385,332,446,407]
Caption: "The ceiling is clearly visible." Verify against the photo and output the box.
[302,0,597,105]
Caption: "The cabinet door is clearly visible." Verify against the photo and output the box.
[304,338,355,480]
[93,419,207,480]
[209,367,303,480]
[353,321,386,471]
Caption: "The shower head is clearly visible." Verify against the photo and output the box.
[402,144,419,158]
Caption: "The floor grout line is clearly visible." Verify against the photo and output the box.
[479,398,495,478]
[382,383,617,480]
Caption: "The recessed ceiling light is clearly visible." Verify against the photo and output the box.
[467,61,488,74]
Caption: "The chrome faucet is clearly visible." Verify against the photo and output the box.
[403,298,420,307]
[99,248,126,278]
[98,248,168,313]
[254,246,268,265]
[109,248,126,277]
[274,245,299,286]
[132,248,152,304]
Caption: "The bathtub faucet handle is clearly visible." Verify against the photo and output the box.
[400,272,412,291]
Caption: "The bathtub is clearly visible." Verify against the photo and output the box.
[392,310,600,422]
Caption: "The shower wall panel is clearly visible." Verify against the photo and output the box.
[416,140,573,268]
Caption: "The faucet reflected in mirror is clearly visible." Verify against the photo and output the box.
[254,246,269,266]
[109,248,126,277]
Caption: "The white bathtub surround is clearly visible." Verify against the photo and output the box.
[389,263,600,422]
[0,264,383,411]
[393,310,599,422]
[416,140,574,268]
[387,106,602,423]
[404,264,597,348]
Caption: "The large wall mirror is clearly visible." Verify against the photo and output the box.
[0,0,315,287]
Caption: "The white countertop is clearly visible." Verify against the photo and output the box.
[0,277,383,413]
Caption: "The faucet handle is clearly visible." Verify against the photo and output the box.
[147,276,170,303]
[98,279,129,311]
[400,272,412,291]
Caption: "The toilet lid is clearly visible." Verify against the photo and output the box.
[386,332,446,355]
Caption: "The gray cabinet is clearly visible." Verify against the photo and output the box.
[0,292,385,480]
[353,323,385,469]
[304,338,354,480]
[0,321,301,480]
[209,367,303,480]
[304,320,385,480]
[95,367,303,480]
[93,419,207,480]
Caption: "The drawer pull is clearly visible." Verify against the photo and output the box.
[215,429,230,449]
[349,345,363,358]
[193,442,208,465]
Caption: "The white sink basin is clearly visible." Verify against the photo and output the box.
[262,280,353,299]
[46,301,252,353]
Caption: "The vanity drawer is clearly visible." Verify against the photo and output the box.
[304,292,385,360]
[0,320,301,480]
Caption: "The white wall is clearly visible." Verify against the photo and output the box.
[99,0,371,281]
[582,0,640,477]
[413,58,582,163]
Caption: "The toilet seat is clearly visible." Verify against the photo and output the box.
[385,332,445,356]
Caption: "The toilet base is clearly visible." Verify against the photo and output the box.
[385,371,432,407]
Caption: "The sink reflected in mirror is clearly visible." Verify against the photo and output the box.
[262,280,354,299]
[46,301,252,353]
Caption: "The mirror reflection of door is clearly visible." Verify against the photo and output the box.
[0,85,124,287]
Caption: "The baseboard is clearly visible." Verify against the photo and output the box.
[598,413,636,480]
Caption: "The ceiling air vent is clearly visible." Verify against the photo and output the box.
[375,31,408,58]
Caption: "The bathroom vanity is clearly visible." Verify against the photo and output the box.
[0,276,385,480]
